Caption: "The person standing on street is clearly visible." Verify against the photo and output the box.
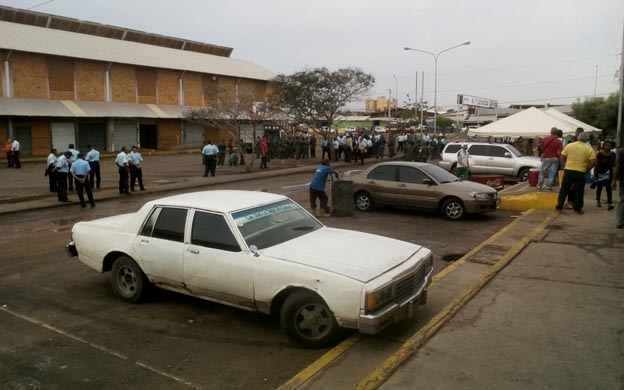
[85,145,101,190]
[614,145,624,229]
[455,144,470,180]
[217,139,227,166]
[53,151,71,203]
[592,140,616,209]
[259,136,269,169]
[309,159,338,217]
[70,153,96,208]
[66,144,79,191]
[11,138,20,168]
[115,146,131,195]
[201,140,218,177]
[5,138,13,168]
[128,145,146,191]
[537,127,564,191]
[555,132,596,214]
[46,148,58,193]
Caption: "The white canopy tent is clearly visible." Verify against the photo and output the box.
[467,107,602,138]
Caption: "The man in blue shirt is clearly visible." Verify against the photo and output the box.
[53,151,71,203]
[85,145,101,189]
[70,153,95,208]
[201,140,219,177]
[128,145,146,191]
[310,159,338,217]
[66,143,79,191]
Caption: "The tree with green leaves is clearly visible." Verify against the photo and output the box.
[272,67,375,136]
[572,94,619,140]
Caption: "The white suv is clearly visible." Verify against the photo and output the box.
[438,142,541,182]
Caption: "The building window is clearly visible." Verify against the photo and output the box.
[136,67,157,98]
[48,57,74,92]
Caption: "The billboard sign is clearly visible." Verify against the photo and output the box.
[457,94,498,109]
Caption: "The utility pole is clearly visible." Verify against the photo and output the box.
[420,71,425,133]
[414,72,418,122]
[594,65,598,98]
[617,17,624,147]
[388,89,392,118]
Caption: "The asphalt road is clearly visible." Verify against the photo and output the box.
[0,172,515,390]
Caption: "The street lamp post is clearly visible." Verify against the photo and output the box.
[392,74,398,118]
[404,41,470,133]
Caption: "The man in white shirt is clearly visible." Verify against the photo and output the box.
[115,146,131,195]
[456,144,470,180]
[85,145,101,189]
[12,138,20,168]
[46,149,58,193]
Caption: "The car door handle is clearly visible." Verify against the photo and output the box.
[367,180,376,184]
[398,184,407,187]
[188,249,200,254]
[140,239,149,244]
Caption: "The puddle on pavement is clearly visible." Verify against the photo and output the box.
[442,253,466,262]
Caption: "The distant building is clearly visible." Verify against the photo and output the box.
[0,6,275,156]
[365,96,397,113]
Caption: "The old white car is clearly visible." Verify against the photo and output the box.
[67,190,433,347]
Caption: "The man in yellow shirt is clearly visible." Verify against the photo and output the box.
[555,132,596,214]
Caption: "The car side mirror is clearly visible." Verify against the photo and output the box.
[249,245,260,257]
[504,152,512,158]
[422,178,434,186]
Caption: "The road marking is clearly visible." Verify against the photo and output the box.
[356,210,559,390]
[275,335,359,390]
[0,305,202,389]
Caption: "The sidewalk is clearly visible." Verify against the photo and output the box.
[371,190,624,390]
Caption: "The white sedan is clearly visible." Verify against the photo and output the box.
[67,190,433,347]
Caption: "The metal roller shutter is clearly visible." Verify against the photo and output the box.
[183,123,204,149]
[113,122,137,151]
[51,122,76,152]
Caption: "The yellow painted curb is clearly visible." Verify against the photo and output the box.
[275,335,360,390]
[500,191,558,212]
[355,210,559,390]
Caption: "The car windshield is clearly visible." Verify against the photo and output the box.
[420,164,460,184]
[506,145,523,157]
[232,199,323,250]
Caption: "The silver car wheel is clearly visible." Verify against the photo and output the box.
[355,192,372,211]
[443,198,465,220]
[116,265,138,297]
[294,303,333,340]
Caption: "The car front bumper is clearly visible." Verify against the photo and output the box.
[66,241,78,257]
[359,266,433,334]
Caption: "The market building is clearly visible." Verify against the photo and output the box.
[0,6,276,156]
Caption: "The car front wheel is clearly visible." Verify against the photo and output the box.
[111,255,148,303]
[517,167,529,182]
[280,290,341,348]
[354,191,373,212]
[442,198,465,220]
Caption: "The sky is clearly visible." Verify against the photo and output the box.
[1,0,623,110]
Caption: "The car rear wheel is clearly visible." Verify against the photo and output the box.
[442,198,465,220]
[111,256,148,303]
[517,167,529,182]
[354,191,373,212]
[280,290,340,348]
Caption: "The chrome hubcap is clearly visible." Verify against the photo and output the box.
[295,303,331,339]
[117,266,137,296]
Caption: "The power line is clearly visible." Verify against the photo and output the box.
[27,0,58,10]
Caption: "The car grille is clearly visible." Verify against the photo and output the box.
[377,264,427,308]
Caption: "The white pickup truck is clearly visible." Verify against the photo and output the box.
[67,190,433,347]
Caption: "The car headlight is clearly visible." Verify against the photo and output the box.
[364,286,393,311]
[468,191,491,200]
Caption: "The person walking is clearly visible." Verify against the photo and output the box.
[309,159,338,217]
[614,144,624,229]
[201,140,218,177]
[85,145,101,189]
[70,153,96,208]
[53,151,71,203]
[592,140,616,209]
[259,136,269,169]
[46,148,58,193]
[555,132,596,214]
[115,146,131,195]
[537,127,564,191]
[455,143,470,180]
[128,145,146,191]
[11,138,20,168]
[5,138,13,168]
